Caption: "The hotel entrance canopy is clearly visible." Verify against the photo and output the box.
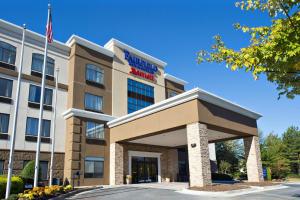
[108,88,261,145]
[108,88,263,187]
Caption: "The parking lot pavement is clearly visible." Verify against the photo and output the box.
[67,183,300,200]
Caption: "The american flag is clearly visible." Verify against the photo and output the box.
[46,10,53,43]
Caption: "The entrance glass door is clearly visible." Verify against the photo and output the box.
[131,156,158,183]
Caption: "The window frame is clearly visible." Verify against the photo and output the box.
[0,77,13,99]
[31,53,55,77]
[84,93,103,112]
[0,113,9,134]
[25,117,51,138]
[0,40,16,65]
[84,157,104,178]
[85,64,104,85]
[28,84,53,106]
[86,121,105,140]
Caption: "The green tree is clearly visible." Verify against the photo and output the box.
[261,133,290,178]
[282,126,300,174]
[219,160,232,174]
[216,140,244,174]
[19,161,41,181]
[198,0,300,99]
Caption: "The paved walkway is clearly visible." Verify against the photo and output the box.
[67,183,300,200]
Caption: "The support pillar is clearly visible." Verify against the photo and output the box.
[109,142,124,185]
[244,136,264,182]
[187,122,212,187]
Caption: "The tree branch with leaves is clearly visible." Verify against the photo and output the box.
[198,0,300,99]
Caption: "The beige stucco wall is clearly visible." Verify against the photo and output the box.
[108,45,166,117]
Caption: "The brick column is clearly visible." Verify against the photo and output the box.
[167,149,179,182]
[64,117,82,186]
[187,122,212,187]
[109,142,124,185]
[244,136,264,182]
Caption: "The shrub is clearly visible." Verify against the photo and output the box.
[0,176,24,199]
[211,173,233,181]
[20,161,39,180]
[18,185,73,199]
[266,167,272,181]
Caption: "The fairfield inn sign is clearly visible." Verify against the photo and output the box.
[124,49,158,81]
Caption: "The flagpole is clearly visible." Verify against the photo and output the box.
[49,67,59,186]
[5,24,26,199]
[34,4,51,187]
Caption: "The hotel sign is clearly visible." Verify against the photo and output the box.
[124,50,158,81]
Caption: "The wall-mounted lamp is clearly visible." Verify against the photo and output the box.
[191,143,197,148]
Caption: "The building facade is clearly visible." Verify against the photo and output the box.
[0,19,263,187]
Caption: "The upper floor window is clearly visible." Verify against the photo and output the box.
[86,64,104,85]
[168,91,178,98]
[26,117,51,137]
[127,79,154,114]
[0,78,13,98]
[0,41,16,65]
[84,93,103,112]
[86,121,104,140]
[31,53,55,76]
[0,113,9,134]
[28,85,53,106]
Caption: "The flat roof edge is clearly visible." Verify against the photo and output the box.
[104,38,167,67]
[66,35,114,57]
[164,73,188,85]
[62,108,116,121]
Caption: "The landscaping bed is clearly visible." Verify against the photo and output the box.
[190,181,280,192]
[190,184,249,192]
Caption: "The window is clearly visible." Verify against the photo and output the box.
[0,160,3,175]
[26,117,51,137]
[31,53,55,76]
[86,64,104,84]
[127,79,154,113]
[0,41,16,65]
[84,93,103,112]
[84,157,104,178]
[0,113,9,134]
[28,85,53,105]
[168,91,178,98]
[86,121,104,140]
[0,78,13,98]
[40,161,49,180]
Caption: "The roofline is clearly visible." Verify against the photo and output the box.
[104,38,167,68]
[62,108,116,121]
[66,34,114,57]
[164,73,188,85]
[0,19,70,53]
[108,88,262,128]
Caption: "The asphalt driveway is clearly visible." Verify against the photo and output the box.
[67,183,300,200]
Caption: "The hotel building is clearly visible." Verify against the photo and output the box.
[0,19,263,188]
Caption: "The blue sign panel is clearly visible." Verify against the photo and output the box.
[124,50,158,74]
[263,168,267,178]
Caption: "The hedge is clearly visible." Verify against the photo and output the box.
[0,176,24,199]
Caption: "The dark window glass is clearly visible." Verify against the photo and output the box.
[0,160,4,175]
[127,79,154,114]
[28,85,53,105]
[31,53,55,76]
[0,113,9,133]
[40,161,48,180]
[168,91,178,98]
[86,64,104,84]
[0,41,16,65]
[26,117,51,137]
[0,78,13,98]
[84,157,104,178]
[84,93,102,112]
[86,121,104,139]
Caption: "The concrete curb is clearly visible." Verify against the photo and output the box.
[176,184,289,197]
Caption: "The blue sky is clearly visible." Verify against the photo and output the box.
[1,0,299,137]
